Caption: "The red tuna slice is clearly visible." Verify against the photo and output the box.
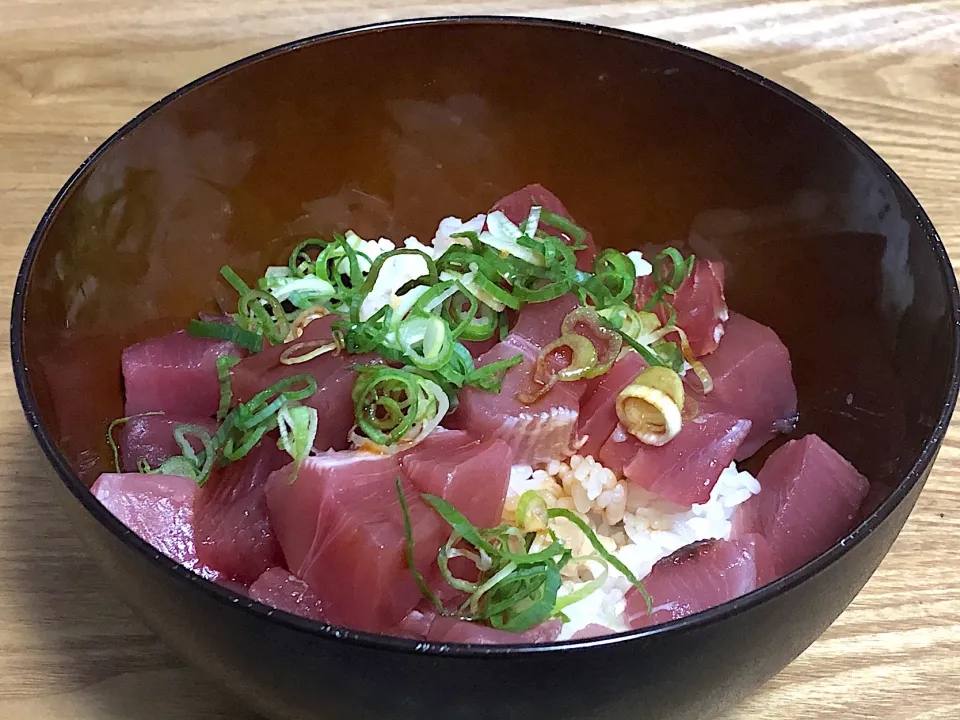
[599,413,752,506]
[393,608,436,640]
[265,452,448,633]
[756,435,869,576]
[122,330,245,417]
[689,312,798,460]
[117,414,219,472]
[623,535,772,629]
[426,615,562,644]
[90,472,217,580]
[249,567,326,622]
[509,293,581,349]
[491,184,597,271]
[194,439,289,583]
[231,315,381,452]
[729,493,762,539]
[400,430,514,528]
[577,352,646,458]
[450,334,585,466]
[636,259,728,357]
[570,623,616,640]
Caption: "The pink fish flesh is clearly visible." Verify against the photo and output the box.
[117,414,219,472]
[623,535,773,629]
[450,334,584,466]
[636,259,728,357]
[194,438,288,584]
[90,472,218,580]
[265,452,448,633]
[600,413,751,506]
[249,567,326,622]
[755,434,869,576]
[122,330,244,417]
[576,351,646,458]
[688,312,798,460]
[400,430,514,528]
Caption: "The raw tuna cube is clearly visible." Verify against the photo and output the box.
[394,608,436,640]
[265,452,449,633]
[755,435,870,576]
[729,493,762,539]
[689,312,798,460]
[491,184,597,271]
[90,472,217,580]
[600,413,752,506]
[249,567,326,622]
[623,535,772,629]
[570,624,617,640]
[509,293,581,349]
[231,315,382,452]
[194,438,288,584]
[577,351,646,457]
[451,334,585,466]
[635,259,728,357]
[122,330,245,417]
[400,430,514,528]
[117,414,219,472]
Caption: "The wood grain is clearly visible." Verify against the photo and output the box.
[1,1,959,718]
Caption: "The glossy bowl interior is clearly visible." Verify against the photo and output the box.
[12,16,960,720]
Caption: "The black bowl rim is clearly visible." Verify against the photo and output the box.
[11,14,960,658]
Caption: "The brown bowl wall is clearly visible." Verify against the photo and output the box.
[11,17,959,720]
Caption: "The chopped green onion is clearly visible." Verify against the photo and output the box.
[396,477,445,613]
[515,490,549,532]
[539,209,586,245]
[237,289,290,345]
[220,265,251,296]
[398,315,454,371]
[216,355,241,421]
[187,319,264,353]
[262,274,335,309]
[277,404,318,475]
[465,353,523,393]
[422,493,571,632]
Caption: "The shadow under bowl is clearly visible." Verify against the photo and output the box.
[10,16,960,720]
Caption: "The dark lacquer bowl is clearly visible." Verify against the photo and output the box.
[11,16,960,720]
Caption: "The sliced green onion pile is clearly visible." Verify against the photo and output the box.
[397,484,654,633]
[145,206,703,475]
[129,373,319,486]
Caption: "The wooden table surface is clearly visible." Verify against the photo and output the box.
[1,1,959,718]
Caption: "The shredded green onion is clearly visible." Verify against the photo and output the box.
[420,493,571,632]
[187,319,263,353]
[396,477,445,613]
[133,374,319,486]
[216,355,241,421]
[277,404,318,479]
[539,209,586,245]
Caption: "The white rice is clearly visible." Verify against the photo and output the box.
[504,455,761,640]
